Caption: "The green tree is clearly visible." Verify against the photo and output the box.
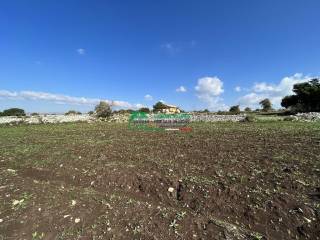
[259,98,272,112]
[153,101,167,112]
[2,108,26,116]
[95,101,112,118]
[65,110,81,115]
[281,78,320,112]
[139,107,150,113]
[229,105,240,114]
[244,107,252,112]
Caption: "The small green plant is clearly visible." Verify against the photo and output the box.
[32,231,44,240]
[250,232,263,240]
[176,211,186,220]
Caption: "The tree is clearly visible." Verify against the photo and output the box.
[95,101,112,118]
[1,108,26,116]
[229,105,240,114]
[203,109,209,113]
[139,107,150,113]
[259,98,272,112]
[65,110,81,115]
[153,101,167,112]
[281,78,320,112]
[244,107,252,112]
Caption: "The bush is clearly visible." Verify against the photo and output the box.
[31,112,39,116]
[229,105,240,114]
[244,107,252,112]
[1,108,26,116]
[95,101,112,118]
[259,98,272,112]
[65,110,81,115]
[243,115,256,122]
[139,107,150,113]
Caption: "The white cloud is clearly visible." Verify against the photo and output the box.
[0,90,142,109]
[238,73,312,108]
[195,77,227,110]
[77,48,86,55]
[135,103,146,109]
[234,86,241,92]
[144,94,153,101]
[176,86,187,93]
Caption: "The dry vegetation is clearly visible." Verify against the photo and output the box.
[0,122,319,239]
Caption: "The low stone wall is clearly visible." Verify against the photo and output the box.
[294,112,320,121]
[3,112,318,125]
[190,114,246,122]
[0,113,248,125]
[107,113,130,123]
[0,114,95,125]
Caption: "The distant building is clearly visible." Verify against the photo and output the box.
[157,104,181,114]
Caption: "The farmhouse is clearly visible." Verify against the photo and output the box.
[158,104,181,114]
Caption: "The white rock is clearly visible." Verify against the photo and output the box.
[168,187,175,193]
[75,218,81,223]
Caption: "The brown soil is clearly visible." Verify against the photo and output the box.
[0,122,319,239]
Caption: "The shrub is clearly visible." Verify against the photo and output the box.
[31,112,39,116]
[229,105,240,114]
[1,108,26,116]
[259,98,272,112]
[139,107,150,113]
[244,107,252,112]
[243,115,256,122]
[95,101,112,118]
[88,111,94,115]
[65,110,81,115]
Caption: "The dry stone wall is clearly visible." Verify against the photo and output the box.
[190,114,246,122]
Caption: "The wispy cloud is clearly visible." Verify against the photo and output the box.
[161,41,197,55]
[176,86,187,93]
[76,48,86,55]
[234,86,241,92]
[238,73,313,108]
[161,43,180,55]
[195,77,228,110]
[0,90,142,109]
[144,94,153,101]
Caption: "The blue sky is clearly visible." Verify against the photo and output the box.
[1,0,320,113]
